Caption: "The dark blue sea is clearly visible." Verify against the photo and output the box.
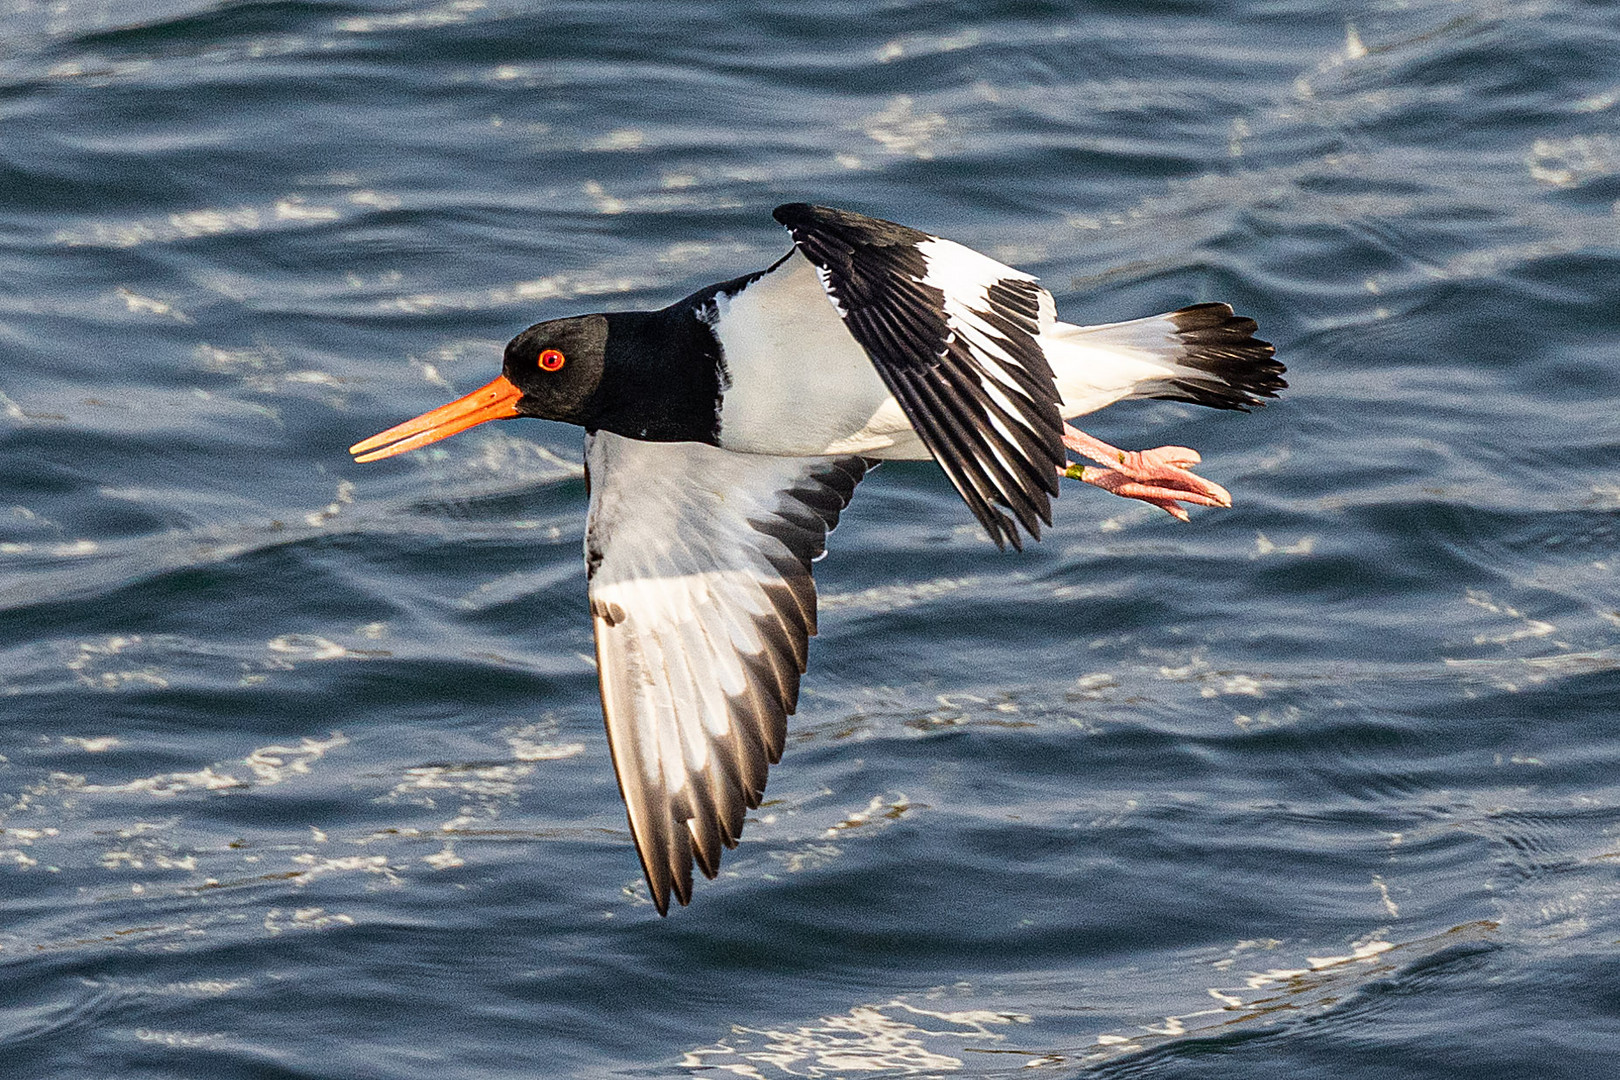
[3,1,1619,1076]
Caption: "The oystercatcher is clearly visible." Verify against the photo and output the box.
[351,204,1284,913]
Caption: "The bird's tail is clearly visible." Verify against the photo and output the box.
[1040,303,1285,419]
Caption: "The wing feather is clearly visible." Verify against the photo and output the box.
[774,202,1066,549]
[584,432,867,913]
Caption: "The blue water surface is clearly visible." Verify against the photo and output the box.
[2,1,1619,1076]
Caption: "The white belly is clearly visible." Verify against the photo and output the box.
[711,252,926,458]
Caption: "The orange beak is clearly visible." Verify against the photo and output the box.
[349,375,523,462]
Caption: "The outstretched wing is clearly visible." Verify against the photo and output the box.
[584,431,868,914]
[774,202,1065,550]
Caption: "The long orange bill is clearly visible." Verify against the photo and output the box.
[349,375,523,462]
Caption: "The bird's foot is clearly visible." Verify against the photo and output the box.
[1060,424,1231,523]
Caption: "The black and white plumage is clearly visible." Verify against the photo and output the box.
[771,203,1065,549]
[584,433,867,911]
[351,204,1284,913]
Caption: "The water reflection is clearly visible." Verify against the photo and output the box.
[682,923,1498,1076]
[683,1000,1032,1077]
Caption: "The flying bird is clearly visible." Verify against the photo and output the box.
[351,204,1284,913]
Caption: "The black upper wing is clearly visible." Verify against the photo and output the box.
[774,202,1065,550]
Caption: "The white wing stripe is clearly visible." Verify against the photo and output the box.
[917,236,1038,290]
[945,307,1019,365]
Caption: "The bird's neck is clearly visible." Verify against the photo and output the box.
[586,308,725,444]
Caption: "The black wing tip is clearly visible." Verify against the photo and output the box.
[1158,303,1287,411]
[641,812,726,916]
[643,854,675,916]
[894,363,1062,551]
[773,202,930,245]
[773,202,814,226]
[652,884,692,917]
[963,497,1032,552]
[775,201,857,227]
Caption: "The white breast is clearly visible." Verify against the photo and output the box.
[710,252,924,459]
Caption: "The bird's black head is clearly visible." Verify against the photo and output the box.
[349,304,721,464]
[501,314,609,424]
[349,313,611,463]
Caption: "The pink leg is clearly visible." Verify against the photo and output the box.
[1060,423,1232,522]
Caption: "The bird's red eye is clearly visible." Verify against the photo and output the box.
[538,349,566,372]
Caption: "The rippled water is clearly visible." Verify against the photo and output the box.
[3,1,1619,1076]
